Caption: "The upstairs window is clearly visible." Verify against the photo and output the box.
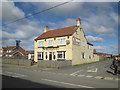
[9,50,11,53]
[88,45,93,50]
[39,41,44,47]
[48,40,53,46]
[58,39,66,45]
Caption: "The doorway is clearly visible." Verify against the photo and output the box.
[49,52,52,60]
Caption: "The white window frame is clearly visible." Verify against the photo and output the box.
[58,39,66,45]
[38,52,44,60]
[48,40,53,46]
[1,50,3,53]
[9,55,12,57]
[9,50,11,53]
[39,41,44,47]
[57,51,65,59]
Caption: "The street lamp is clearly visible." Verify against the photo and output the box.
[16,40,21,59]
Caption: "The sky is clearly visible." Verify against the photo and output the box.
[1,1,119,55]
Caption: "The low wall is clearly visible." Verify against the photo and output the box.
[38,60,72,68]
[2,59,32,66]
[72,54,100,65]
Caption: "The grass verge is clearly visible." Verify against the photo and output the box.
[73,58,110,67]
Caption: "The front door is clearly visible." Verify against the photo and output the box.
[49,52,52,60]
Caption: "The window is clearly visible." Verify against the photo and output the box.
[57,51,65,59]
[38,52,44,60]
[89,55,91,59]
[53,52,56,60]
[45,52,48,59]
[9,55,12,57]
[82,52,85,59]
[48,40,53,46]
[31,54,34,60]
[58,39,66,45]
[9,50,11,53]
[90,46,93,50]
[1,50,3,53]
[39,41,44,47]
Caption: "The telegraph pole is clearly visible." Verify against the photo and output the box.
[16,40,21,59]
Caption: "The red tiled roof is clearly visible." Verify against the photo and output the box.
[2,46,16,50]
[35,25,79,40]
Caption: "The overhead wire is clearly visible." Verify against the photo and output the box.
[2,0,74,26]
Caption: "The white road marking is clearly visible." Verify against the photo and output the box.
[86,75,93,78]
[78,74,85,77]
[104,77,113,80]
[94,76,103,79]
[41,78,94,88]
[70,70,83,76]
[87,68,98,73]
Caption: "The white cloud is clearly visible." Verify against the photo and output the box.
[86,35,104,43]
[2,2,25,23]
[82,11,117,37]
[2,2,43,50]
[0,2,2,20]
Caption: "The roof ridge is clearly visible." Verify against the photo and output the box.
[35,25,79,40]
[48,25,77,32]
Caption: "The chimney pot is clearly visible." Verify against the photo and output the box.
[77,18,81,26]
[44,26,49,33]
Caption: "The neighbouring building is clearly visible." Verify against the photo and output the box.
[26,50,34,60]
[34,18,99,65]
[93,49,112,59]
[0,46,26,57]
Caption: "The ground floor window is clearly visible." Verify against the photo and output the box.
[89,55,91,59]
[82,52,85,59]
[38,52,44,60]
[57,51,65,60]
[31,54,34,60]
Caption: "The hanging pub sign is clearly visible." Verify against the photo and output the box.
[72,36,80,45]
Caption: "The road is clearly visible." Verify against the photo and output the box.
[1,59,120,89]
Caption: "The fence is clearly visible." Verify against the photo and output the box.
[2,59,32,66]
[38,60,72,68]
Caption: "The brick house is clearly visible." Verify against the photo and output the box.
[0,46,26,57]
[93,49,112,59]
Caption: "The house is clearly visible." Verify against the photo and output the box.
[0,46,26,57]
[93,49,112,59]
[34,18,99,65]
[26,50,34,60]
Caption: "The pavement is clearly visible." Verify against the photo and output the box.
[1,59,120,89]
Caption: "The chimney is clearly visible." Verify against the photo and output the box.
[44,26,49,33]
[76,18,81,26]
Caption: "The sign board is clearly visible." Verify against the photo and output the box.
[72,37,80,45]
